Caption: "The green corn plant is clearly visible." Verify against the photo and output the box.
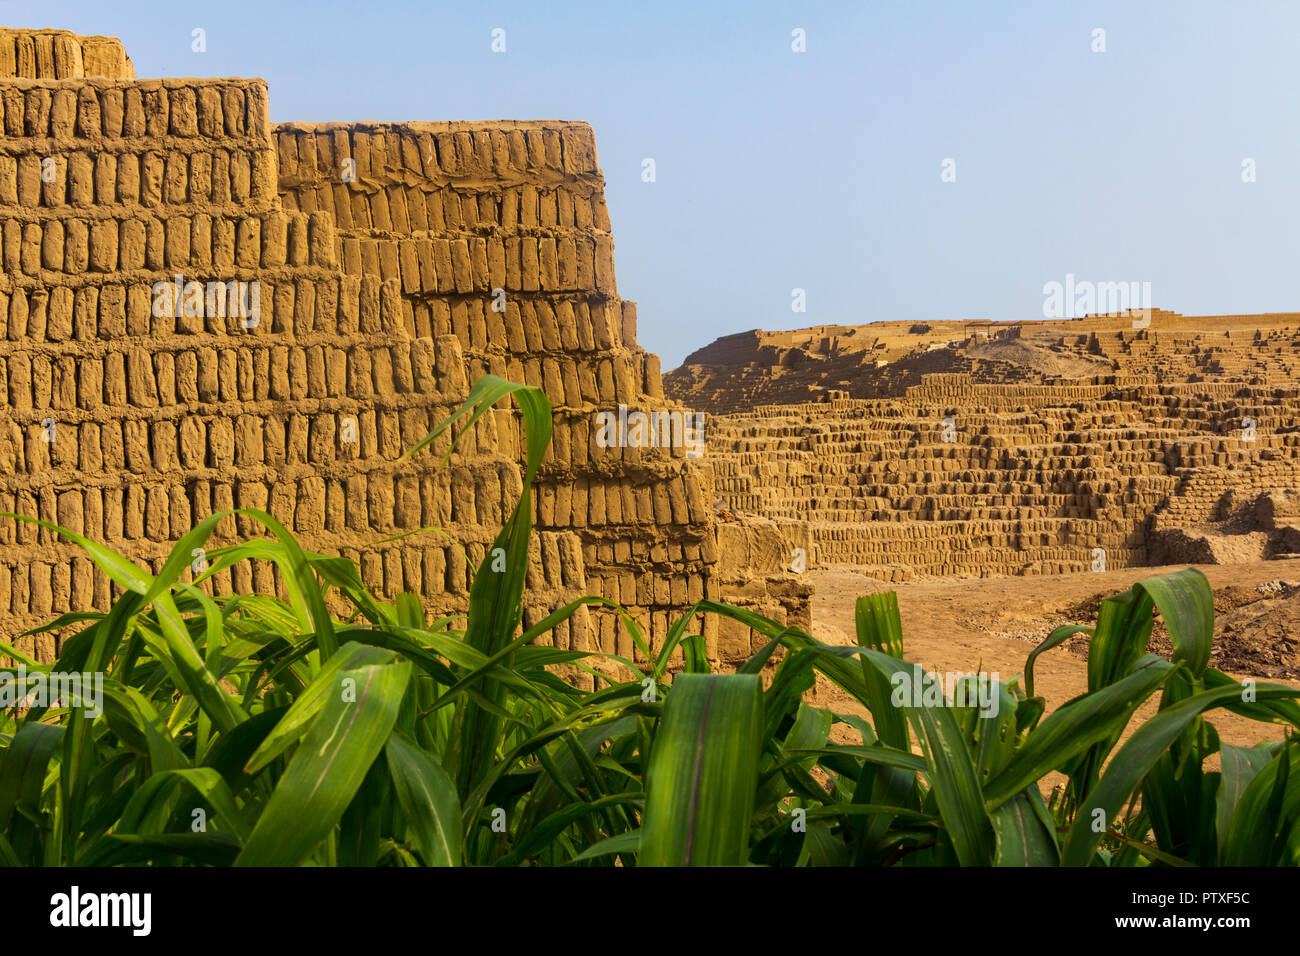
[0,376,650,866]
[673,569,1300,867]
[3,372,1300,867]
[640,674,763,866]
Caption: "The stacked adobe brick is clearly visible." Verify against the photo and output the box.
[695,313,1300,581]
[272,120,733,664]
[0,28,806,668]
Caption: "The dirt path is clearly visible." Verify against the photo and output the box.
[805,559,1300,755]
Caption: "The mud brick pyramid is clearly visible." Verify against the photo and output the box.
[672,312,1300,582]
[0,28,807,668]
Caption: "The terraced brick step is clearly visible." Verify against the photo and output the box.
[695,370,1300,580]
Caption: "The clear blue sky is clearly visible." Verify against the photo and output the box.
[10,1,1300,367]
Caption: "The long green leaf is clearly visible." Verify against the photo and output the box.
[1061,681,1300,866]
[245,642,399,774]
[641,674,763,866]
[235,661,411,866]
[984,658,1173,808]
[386,732,463,866]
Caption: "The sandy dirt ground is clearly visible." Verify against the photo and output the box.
[804,559,1300,761]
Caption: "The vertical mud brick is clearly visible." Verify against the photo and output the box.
[286,212,309,265]
[141,85,169,138]
[261,141,291,198]
[162,215,190,268]
[144,485,169,539]
[233,414,263,466]
[571,480,589,529]
[120,486,146,538]
[369,189,392,232]
[253,560,277,597]
[138,149,165,206]
[538,189,558,228]
[373,410,401,460]
[208,149,233,205]
[308,210,335,265]
[207,216,234,269]
[112,150,140,203]
[266,480,294,529]
[0,155,16,206]
[450,238,473,293]
[21,293,47,345]
[167,481,191,537]
[98,420,125,473]
[76,355,103,413]
[53,358,77,414]
[589,301,616,350]
[113,219,145,274]
[291,476,323,530]
[284,411,309,463]
[39,219,63,272]
[123,419,151,473]
[573,237,596,290]
[182,212,210,267]
[68,556,93,611]
[29,353,52,409]
[88,218,119,272]
[257,412,286,463]
[40,286,72,342]
[24,86,51,137]
[65,150,93,204]
[177,416,204,469]
[142,215,165,271]
[29,563,53,617]
[574,302,599,352]
[168,85,198,137]
[125,347,158,407]
[497,236,523,292]
[300,344,328,398]
[197,86,224,137]
[236,216,260,267]
[538,237,559,291]
[232,480,267,537]
[0,86,19,135]
[185,150,212,204]
[94,152,117,203]
[4,350,29,412]
[165,150,188,203]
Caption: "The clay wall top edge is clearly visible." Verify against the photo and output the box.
[0,76,267,89]
[738,311,1300,343]
[274,119,595,134]
[0,28,120,39]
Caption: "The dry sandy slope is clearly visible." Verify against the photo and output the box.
[805,559,1300,753]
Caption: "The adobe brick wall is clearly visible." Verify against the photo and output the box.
[688,313,1300,582]
[0,29,796,670]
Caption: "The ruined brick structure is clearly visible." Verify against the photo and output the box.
[674,311,1300,582]
[0,28,808,668]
